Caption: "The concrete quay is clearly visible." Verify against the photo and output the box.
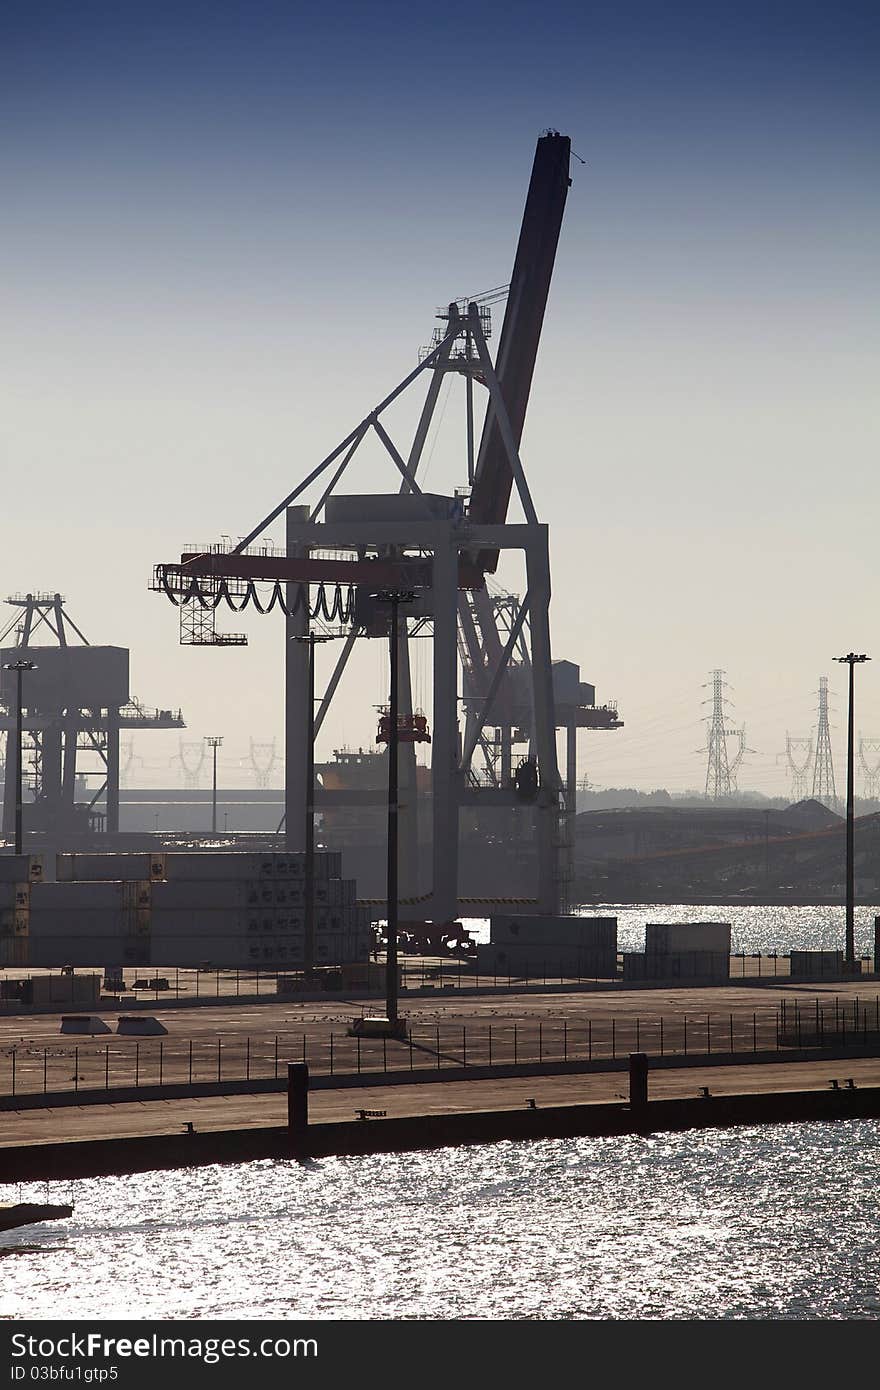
[2,1054,879,1182]
[1,979,878,1183]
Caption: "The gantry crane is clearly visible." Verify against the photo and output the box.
[0,593,184,838]
[152,132,622,918]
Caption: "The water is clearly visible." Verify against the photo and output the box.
[2,903,878,1321]
[2,1120,879,1320]
[463,904,879,957]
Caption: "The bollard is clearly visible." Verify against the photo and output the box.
[629,1052,649,1108]
[288,1062,309,1156]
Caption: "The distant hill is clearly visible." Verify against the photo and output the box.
[782,798,843,828]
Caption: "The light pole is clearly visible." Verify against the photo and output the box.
[292,632,330,977]
[372,590,414,1029]
[834,653,870,966]
[4,660,36,856]
[205,737,223,835]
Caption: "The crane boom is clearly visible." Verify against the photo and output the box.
[468,132,571,566]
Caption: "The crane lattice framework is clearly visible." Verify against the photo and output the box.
[858,735,880,801]
[702,670,750,800]
[811,675,838,810]
[0,593,184,838]
[152,133,623,919]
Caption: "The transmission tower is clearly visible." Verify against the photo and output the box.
[780,733,813,801]
[728,725,755,791]
[119,740,139,788]
[811,676,837,809]
[702,670,743,800]
[173,740,207,790]
[248,737,278,789]
[859,735,880,801]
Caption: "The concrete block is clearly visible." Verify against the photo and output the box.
[60,1015,112,1035]
[116,1016,168,1035]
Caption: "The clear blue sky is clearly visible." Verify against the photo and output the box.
[2,1,878,793]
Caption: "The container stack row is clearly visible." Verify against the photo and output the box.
[3,852,371,969]
[622,922,732,982]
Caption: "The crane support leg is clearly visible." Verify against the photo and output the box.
[431,531,459,923]
[284,506,310,852]
[106,709,120,835]
[525,526,561,914]
[396,628,420,899]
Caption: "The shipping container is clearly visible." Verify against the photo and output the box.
[150,908,256,938]
[644,922,731,956]
[0,910,30,937]
[623,950,730,981]
[0,939,28,967]
[0,854,41,883]
[477,942,618,979]
[29,909,129,938]
[789,950,845,979]
[151,880,266,910]
[34,882,129,909]
[57,853,160,882]
[488,914,618,950]
[0,882,30,910]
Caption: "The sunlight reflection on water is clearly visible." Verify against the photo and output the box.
[3,1120,879,1320]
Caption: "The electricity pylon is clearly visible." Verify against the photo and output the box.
[811,676,837,810]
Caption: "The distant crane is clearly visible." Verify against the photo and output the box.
[0,591,183,836]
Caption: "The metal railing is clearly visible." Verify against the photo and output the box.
[4,996,878,1100]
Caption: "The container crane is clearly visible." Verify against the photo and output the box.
[151,132,622,917]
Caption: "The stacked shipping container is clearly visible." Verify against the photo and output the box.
[8,852,370,970]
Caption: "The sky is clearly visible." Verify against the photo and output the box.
[2,0,878,796]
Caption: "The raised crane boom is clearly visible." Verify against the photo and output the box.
[468,131,571,566]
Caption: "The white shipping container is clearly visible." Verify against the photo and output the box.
[29,908,130,938]
[34,881,128,909]
[29,937,128,968]
[0,855,37,882]
[0,882,29,909]
[624,950,729,981]
[489,914,618,950]
[273,852,343,880]
[57,853,158,881]
[150,908,269,937]
[151,880,267,910]
[162,852,276,881]
[645,922,731,955]
[315,879,357,906]
[273,882,305,905]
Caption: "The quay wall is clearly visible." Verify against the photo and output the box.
[3,1085,879,1183]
